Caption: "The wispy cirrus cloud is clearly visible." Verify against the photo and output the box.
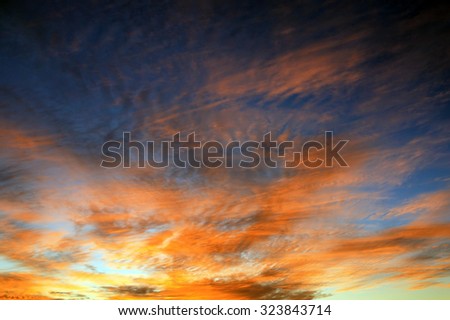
[0,0,449,299]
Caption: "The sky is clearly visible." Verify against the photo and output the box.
[0,0,449,299]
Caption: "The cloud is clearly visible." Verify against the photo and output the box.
[0,0,449,299]
[101,285,159,298]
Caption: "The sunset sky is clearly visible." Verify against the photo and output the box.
[0,0,449,299]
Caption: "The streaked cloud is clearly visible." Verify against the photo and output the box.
[0,0,449,299]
